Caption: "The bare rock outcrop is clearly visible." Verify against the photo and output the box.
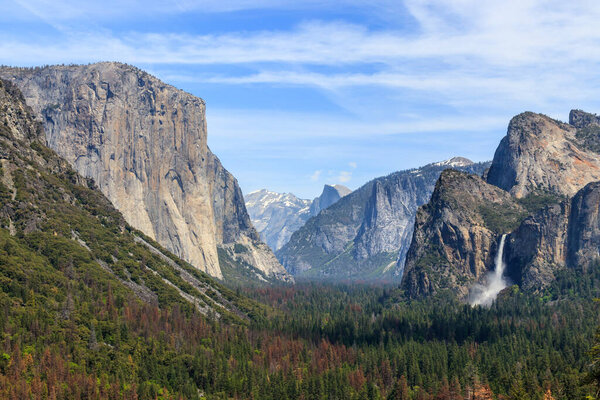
[0,63,289,281]
[401,170,525,298]
[404,109,600,299]
[567,181,600,270]
[487,112,600,198]
[504,201,570,290]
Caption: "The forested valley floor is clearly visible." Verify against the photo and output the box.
[2,252,600,399]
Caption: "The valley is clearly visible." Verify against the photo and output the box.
[1,62,600,399]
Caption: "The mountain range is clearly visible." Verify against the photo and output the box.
[0,76,260,321]
[3,61,600,302]
[276,157,490,280]
[245,184,351,251]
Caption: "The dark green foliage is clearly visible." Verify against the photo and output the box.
[517,190,564,214]
[0,79,597,399]
[245,276,600,399]
[478,203,528,234]
[576,125,600,154]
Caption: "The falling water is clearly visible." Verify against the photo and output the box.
[470,234,509,306]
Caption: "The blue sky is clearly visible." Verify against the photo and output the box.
[2,1,600,198]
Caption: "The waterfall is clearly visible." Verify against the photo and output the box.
[492,234,507,282]
[470,234,510,306]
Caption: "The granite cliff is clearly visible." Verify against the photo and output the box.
[0,77,261,319]
[0,63,290,282]
[487,112,600,198]
[308,184,351,216]
[402,170,525,298]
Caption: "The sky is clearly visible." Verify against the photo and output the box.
[1,1,600,198]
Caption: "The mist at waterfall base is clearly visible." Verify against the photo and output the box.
[469,235,511,307]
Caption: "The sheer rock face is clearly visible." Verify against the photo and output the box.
[308,184,351,216]
[0,63,289,281]
[567,181,600,269]
[401,170,524,299]
[569,109,600,129]
[277,159,489,280]
[505,202,570,290]
[486,112,600,198]
[505,181,600,290]
[352,177,423,262]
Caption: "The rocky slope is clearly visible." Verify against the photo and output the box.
[403,110,600,299]
[245,184,350,251]
[0,77,263,320]
[0,63,290,283]
[277,158,489,280]
[402,170,525,298]
[567,181,600,269]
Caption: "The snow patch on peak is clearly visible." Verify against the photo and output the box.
[432,157,474,168]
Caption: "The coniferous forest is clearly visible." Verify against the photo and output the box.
[2,240,600,400]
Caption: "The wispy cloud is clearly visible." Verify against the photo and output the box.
[2,0,599,197]
[3,1,600,112]
[6,0,400,22]
[5,10,600,67]
[310,170,322,181]
[337,171,352,183]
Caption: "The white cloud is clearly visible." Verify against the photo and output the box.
[3,1,600,115]
[4,2,600,68]
[337,171,352,183]
[206,108,512,142]
[3,0,600,197]
[310,170,322,181]
[349,162,357,169]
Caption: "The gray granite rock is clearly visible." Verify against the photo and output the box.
[0,63,290,282]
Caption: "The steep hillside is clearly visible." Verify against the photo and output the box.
[277,158,489,280]
[0,77,263,322]
[0,78,284,397]
[245,184,350,251]
[0,63,290,283]
[402,170,525,298]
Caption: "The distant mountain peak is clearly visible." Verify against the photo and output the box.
[277,159,490,280]
[431,157,474,168]
[328,184,352,197]
[245,183,352,251]
[309,184,352,217]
